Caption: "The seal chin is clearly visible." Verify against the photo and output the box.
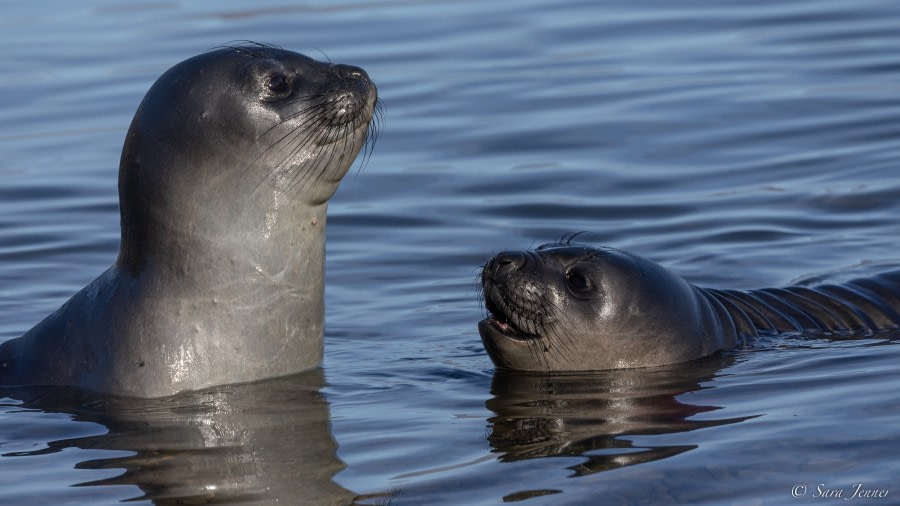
[477,317,548,371]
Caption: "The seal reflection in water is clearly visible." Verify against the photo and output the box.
[479,242,900,371]
[0,43,379,397]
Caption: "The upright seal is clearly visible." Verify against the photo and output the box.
[479,243,900,371]
[0,44,379,397]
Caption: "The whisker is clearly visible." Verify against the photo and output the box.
[535,292,578,365]
[354,98,384,178]
[247,103,330,195]
[290,122,346,193]
[209,40,283,57]
[312,47,332,64]
[238,72,377,202]
[542,294,578,362]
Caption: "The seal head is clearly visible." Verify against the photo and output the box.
[118,44,377,273]
[478,245,733,371]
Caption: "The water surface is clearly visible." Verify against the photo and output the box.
[1,0,899,504]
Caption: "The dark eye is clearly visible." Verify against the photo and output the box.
[566,270,592,293]
[267,74,290,94]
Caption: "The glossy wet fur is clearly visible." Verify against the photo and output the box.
[479,245,900,371]
[118,46,379,274]
[0,45,378,397]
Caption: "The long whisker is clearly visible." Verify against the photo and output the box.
[354,98,384,178]
[247,101,332,195]
[241,75,377,205]
[536,291,580,364]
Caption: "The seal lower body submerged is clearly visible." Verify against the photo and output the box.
[0,43,379,397]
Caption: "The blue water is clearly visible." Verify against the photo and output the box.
[2,0,900,504]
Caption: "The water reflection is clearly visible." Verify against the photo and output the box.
[1,370,354,504]
[486,355,754,476]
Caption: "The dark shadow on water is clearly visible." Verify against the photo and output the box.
[0,370,357,504]
[486,354,755,477]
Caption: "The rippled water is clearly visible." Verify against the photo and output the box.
[2,1,900,504]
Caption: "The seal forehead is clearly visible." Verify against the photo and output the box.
[201,42,305,61]
[157,46,321,94]
[231,47,319,74]
[534,245,621,268]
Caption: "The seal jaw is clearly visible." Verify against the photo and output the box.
[477,318,544,371]
[481,280,544,342]
[479,315,540,343]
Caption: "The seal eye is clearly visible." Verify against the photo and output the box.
[566,270,592,293]
[266,73,290,95]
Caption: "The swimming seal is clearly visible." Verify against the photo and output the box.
[0,44,378,397]
[478,243,900,371]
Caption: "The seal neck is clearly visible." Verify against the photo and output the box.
[117,194,327,292]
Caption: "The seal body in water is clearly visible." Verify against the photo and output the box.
[0,44,378,397]
[478,243,900,371]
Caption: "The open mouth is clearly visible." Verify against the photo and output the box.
[481,281,542,341]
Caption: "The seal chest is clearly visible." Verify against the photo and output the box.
[0,43,379,397]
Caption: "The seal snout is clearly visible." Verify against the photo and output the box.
[480,250,547,342]
[319,63,377,132]
[333,63,375,100]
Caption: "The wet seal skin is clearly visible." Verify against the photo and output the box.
[0,43,380,397]
[478,241,900,371]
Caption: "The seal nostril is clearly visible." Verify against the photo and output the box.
[495,251,527,271]
[335,64,370,84]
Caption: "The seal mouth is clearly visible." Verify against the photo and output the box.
[481,280,543,342]
[312,93,378,146]
[481,314,534,342]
